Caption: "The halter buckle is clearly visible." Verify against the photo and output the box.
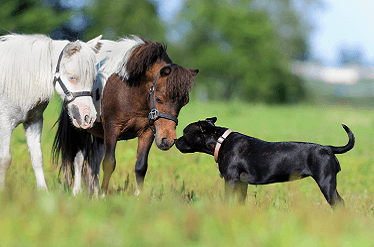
[54,72,60,80]
[149,109,159,120]
[65,91,75,103]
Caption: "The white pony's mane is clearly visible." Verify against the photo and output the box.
[0,34,55,108]
[97,36,145,87]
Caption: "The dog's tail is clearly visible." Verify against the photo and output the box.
[328,124,355,154]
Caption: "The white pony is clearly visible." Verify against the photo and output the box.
[67,36,145,195]
[0,33,102,191]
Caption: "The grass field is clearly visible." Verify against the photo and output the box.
[1,96,374,246]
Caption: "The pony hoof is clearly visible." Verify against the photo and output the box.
[72,188,81,196]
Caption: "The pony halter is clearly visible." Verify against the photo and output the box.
[53,44,92,104]
[148,64,179,135]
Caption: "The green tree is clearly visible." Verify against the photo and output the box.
[168,0,305,103]
[0,0,71,35]
[82,0,166,41]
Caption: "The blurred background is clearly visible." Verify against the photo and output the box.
[2,0,374,106]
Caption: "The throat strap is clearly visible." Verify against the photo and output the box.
[214,129,233,163]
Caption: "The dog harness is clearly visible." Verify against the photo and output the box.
[214,129,233,163]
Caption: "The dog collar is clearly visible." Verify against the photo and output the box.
[214,129,233,163]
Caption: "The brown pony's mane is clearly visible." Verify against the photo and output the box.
[166,65,196,99]
[125,38,195,99]
[125,38,170,87]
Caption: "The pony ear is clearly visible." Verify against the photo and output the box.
[63,41,82,57]
[87,35,102,53]
[160,64,172,77]
[189,68,199,76]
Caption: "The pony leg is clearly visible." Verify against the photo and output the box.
[0,119,14,190]
[134,130,154,196]
[24,117,48,191]
[100,130,119,196]
[92,138,104,196]
[84,137,104,197]
[72,150,85,196]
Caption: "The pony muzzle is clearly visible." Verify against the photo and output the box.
[153,119,177,150]
[67,101,96,129]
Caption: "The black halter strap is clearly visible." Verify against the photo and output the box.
[148,64,179,135]
[53,44,92,104]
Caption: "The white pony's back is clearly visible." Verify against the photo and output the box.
[93,36,145,119]
[0,34,54,108]
[97,36,144,87]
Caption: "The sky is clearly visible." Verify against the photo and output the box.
[310,0,374,67]
[156,0,374,68]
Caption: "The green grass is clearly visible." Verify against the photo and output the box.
[1,97,374,246]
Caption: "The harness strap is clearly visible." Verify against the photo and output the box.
[214,129,233,163]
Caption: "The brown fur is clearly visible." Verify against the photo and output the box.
[86,39,199,194]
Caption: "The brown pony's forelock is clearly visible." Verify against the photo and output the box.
[166,65,196,99]
[125,38,170,87]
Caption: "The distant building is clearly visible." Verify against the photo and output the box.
[291,62,374,85]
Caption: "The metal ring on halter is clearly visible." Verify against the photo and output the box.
[149,109,159,121]
[147,64,180,135]
[65,91,75,103]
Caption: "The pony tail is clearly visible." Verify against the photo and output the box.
[52,106,103,192]
[52,107,86,186]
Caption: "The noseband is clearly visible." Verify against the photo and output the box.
[53,44,92,105]
[148,64,179,135]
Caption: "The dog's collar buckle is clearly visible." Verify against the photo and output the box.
[214,129,233,163]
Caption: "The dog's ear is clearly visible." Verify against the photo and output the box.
[199,117,217,131]
[205,117,217,126]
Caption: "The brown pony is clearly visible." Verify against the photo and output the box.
[52,37,198,196]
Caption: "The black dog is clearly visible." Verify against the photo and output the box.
[175,117,354,208]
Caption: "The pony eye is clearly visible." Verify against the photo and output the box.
[68,75,76,81]
[156,97,162,104]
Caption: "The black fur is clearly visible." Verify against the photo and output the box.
[52,107,102,192]
[175,117,355,208]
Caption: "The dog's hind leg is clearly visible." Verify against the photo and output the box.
[313,173,344,209]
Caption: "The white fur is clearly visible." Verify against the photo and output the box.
[0,33,101,191]
[0,34,54,109]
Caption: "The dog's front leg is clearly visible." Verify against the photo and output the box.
[235,181,248,204]
[224,178,247,204]
[224,178,236,203]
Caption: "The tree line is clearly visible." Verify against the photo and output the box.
[0,0,317,103]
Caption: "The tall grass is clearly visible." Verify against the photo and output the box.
[1,97,374,246]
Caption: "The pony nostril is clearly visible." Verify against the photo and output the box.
[161,137,168,146]
[84,115,90,124]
